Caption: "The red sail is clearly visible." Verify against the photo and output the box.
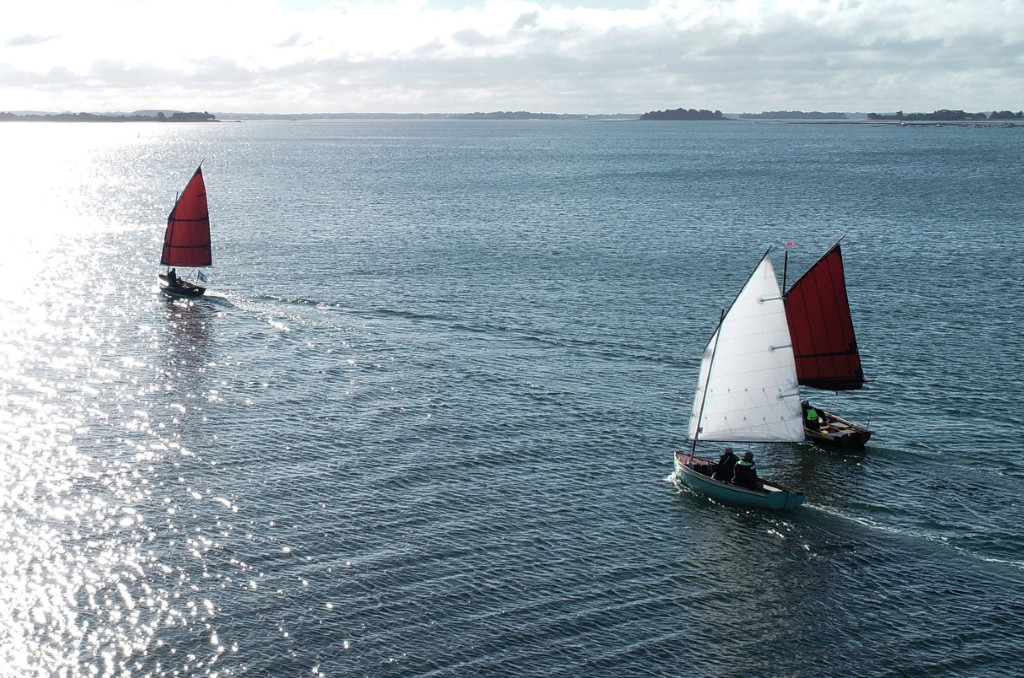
[160,166,212,267]
[783,243,864,390]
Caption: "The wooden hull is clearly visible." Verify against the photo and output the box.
[805,410,872,449]
[159,273,206,298]
[673,452,806,510]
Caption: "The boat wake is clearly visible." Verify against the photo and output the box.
[805,500,1024,571]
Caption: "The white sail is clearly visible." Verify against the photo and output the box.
[687,253,804,443]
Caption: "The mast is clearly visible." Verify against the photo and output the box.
[690,309,725,455]
[782,248,788,292]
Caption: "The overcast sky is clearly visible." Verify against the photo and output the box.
[3,0,1022,115]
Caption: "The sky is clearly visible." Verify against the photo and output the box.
[2,0,1022,115]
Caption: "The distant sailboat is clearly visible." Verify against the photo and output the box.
[159,164,211,297]
[782,238,872,448]
[673,251,807,510]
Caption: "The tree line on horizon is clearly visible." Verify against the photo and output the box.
[642,107,1024,122]
[640,108,724,121]
[868,109,1023,122]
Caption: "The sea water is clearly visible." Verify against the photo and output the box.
[1,118,1023,676]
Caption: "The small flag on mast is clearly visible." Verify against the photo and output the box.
[197,271,208,283]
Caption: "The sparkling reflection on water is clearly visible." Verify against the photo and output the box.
[0,124,231,674]
[0,259,218,675]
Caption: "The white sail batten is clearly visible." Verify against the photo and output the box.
[687,255,804,443]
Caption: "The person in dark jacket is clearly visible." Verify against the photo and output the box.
[712,447,739,482]
[732,451,759,490]
[802,400,821,430]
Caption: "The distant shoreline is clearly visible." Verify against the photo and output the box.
[3,108,1022,125]
[640,107,1024,123]
[0,111,217,123]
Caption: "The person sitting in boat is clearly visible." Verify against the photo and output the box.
[167,268,179,287]
[802,400,822,430]
[712,447,739,482]
[732,451,759,490]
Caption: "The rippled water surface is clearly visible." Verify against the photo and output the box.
[2,119,1023,677]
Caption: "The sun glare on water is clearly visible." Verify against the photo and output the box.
[0,123,165,297]
[0,122,229,675]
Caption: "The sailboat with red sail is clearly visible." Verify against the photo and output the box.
[159,164,211,297]
[782,237,873,449]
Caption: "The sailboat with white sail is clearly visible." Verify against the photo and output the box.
[673,250,806,510]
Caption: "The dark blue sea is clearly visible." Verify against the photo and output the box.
[2,118,1023,677]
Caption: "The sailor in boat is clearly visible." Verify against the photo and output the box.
[732,451,760,490]
[802,400,822,430]
[712,447,739,482]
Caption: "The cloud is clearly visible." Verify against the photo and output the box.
[512,11,539,30]
[276,33,305,48]
[6,34,59,47]
[1,0,1022,113]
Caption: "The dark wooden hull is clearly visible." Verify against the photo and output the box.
[805,410,872,449]
[159,273,206,297]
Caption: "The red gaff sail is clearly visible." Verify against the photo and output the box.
[160,165,212,267]
[783,242,864,391]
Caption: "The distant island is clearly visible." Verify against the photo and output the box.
[640,107,1024,124]
[867,109,1023,122]
[0,110,217,122]
[640,108,725,121]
